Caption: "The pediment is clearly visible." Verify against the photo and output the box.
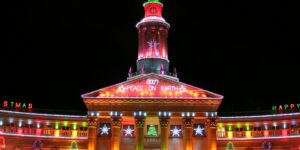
[82,74,223,100]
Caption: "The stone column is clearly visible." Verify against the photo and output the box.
[88,117,98,150]
[206,117,217,150]
[183,117,194,150]
[159,116,170,150]
[135,116,146,150]
[111,116,122,150]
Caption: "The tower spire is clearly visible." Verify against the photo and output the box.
[136,0,171,75]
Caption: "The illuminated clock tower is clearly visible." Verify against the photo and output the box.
[136,0,170,74]
[82,0,223,150]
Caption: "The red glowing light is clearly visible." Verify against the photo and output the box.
[17,128,23,134]
[36,129,42,135]
[282,129,288,136]
[144,2,163,18]
[82,74,223,99]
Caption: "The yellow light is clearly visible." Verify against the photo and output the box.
[193,92,198,97]
[175,91,179,96]
[218,123,223,128]
[150,92,154,96]
[227,131,233,138]
[245,131,251,138]
[82,122,87,127]
[63,121,68,126]
[72,130,78,137]
[54,130,60,137]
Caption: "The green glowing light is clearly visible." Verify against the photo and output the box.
[73,123,77,130]
[55,122,59,129]
[228,125,232,131]
[236,123,241,128]
[147,125,158,136]
[144,0,161,6]
[246,124,250,131]
[82,122,87,127]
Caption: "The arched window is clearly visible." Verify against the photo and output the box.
[226,142,234,150]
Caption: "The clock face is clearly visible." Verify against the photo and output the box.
[150,7,157,14]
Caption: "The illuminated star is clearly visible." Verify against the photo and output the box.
[147,39,160,56]
[100,124,110,135]
[124,126,134,136]
[170,126,181,137]
[194,125,205,136]
[179,86,186,93]
[118,86,126,93]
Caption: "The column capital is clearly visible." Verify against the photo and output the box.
[135,116,146,128]
[206,117,217,128]
[159,116,170,128]
[111,116,122,127]
[182,117,194,128]
[88,117,98,126]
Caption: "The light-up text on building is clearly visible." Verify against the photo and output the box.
[97,76,208,98]
[0,100,33,111]
[117,79,186,93]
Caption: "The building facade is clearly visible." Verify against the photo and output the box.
[1,0,300,149]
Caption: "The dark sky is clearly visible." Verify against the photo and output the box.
[2,0,299,113]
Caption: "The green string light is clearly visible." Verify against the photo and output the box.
[148,0,159,2]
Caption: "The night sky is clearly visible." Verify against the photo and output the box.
[2,0,299,113]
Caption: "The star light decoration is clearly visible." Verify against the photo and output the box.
[124,126,134,137]
[147,39,160,57]
[99,124,111,135]
[170,126,182,137]
[194,125,205,136]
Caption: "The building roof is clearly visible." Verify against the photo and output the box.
[82,73,223,100]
